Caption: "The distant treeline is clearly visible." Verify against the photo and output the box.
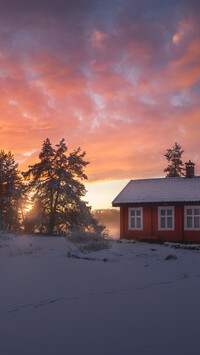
[93,209,120,226]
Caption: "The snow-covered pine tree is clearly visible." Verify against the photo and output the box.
[23,138,99,235]
[164,142,184,177]
[0,151,24,231]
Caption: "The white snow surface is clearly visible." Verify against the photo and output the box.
[112,176,200,205]
[1,232,200,355]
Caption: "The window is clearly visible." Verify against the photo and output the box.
[184,206,200,230]
[128,207,143,230]
[158,207,174,230]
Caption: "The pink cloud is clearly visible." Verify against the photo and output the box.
[0,1,200,183]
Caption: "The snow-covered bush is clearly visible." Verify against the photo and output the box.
[8,244,41,256]
[67,225,110,251]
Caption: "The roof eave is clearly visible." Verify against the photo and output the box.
[112,201,200,207]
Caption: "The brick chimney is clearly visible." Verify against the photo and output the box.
[185,160,195,178]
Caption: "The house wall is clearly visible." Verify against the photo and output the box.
[120,205,200,242]
[152,205,183,242]
[183,230,200,242]
[120,206,152,240]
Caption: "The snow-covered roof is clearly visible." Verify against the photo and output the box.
[112,177,200,206]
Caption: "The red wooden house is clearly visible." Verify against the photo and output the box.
[112,162,200,242]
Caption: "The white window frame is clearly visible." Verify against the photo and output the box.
[158,206,175,231]
[128,207,143,230]
[184,206,200,231]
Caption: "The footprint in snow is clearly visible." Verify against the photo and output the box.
[160,281,171,285]
[3,308,19,315]
[136,286,149,290]
[34,297,64,308]
[103,291,115,295]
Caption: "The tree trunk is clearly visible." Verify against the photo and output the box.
[48,184,60,234]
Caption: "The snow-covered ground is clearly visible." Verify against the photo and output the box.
[1,232,200,355]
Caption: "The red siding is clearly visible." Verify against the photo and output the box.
[183,230,200,242]
[120,205,200,242]
[152,205,183,242]
[121,206,152,240]
[120,207,124,239]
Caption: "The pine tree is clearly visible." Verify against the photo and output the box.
[164,142,184,177]
[0,151,24,230]
[23,138,98,234]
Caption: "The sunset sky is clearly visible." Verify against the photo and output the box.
[0,0,200,209]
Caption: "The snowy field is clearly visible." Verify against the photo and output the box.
[1,232,200,355]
